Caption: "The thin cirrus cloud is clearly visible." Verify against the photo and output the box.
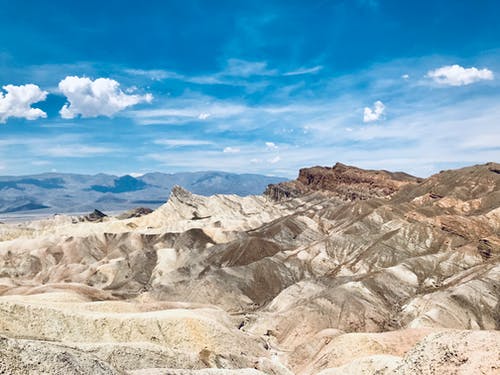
[426,64,494,86]
[363,100,385,122]
[283,65,323,76]
[44,144,116,158]
[131,100,248,125]
[125,59,274,86]
[58,76,153,119]
[154,139,214,147]
[126,59,323,87]
[0,84,48,123]
[269,155,281,164]
[223,146,240,153]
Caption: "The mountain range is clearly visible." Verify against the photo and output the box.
[0,171,286,215]
[0,162,498,374]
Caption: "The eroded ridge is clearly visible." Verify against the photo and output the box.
[0,163,499,374]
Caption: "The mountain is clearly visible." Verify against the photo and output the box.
[0,162,498,374]
[0,171,286,215]
[265,162,421,201]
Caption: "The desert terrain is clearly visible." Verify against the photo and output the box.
[0,162,499,374]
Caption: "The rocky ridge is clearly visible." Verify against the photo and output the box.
[0,162,499,374]
[265,162,420,201]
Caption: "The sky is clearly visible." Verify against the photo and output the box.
[0,0,499,178]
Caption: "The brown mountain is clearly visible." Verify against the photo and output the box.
[265,162,421,201]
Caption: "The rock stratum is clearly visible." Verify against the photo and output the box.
[0,162,499,374]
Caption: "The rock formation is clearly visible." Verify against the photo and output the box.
[82,209,108,222]
[117,207,154,220]
[0,162,498,374]
[265,162,420,201]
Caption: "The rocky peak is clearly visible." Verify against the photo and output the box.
[80,209,107,222]
[265,162,420,201]
[170,185,193,201]
[116,207,153,220]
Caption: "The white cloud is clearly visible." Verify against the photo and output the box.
[31,160,51,166]
[154,139,213,147]
[426,64,494,86]
[265,141,278,150]
[125,68,177,81]
[126,60,322,87]
[139,56,500,177]
[131,99,248,125]
[125,85,138,94]
[45,144,115,157]
[224,59,277,77]
[402,74,410,80]
[0,84,48,123]
[223,146,240,153]
[58,76,153,119]
[363,100,385,122]
[269,156,281,164]
[283,65,323,76]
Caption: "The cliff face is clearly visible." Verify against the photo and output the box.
[265,162,420,201]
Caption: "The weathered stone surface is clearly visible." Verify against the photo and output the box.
[393,330,500,374]
[0,336,118,375]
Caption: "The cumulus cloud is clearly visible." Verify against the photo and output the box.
[58,76,153,119]
[363,100,385,122]
[0,84,48,123]
[426,64,494,86]
[223,146,240,153]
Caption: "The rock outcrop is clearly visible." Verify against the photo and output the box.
[117,207,154,219]
[81,209,108,222]
[265,162,420,201]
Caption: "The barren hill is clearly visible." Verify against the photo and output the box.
[0,163,498,374]
[265,162,420,201]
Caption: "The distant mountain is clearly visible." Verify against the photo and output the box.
[0,171,286,214]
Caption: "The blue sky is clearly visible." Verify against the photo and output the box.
[0,0,499,177]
